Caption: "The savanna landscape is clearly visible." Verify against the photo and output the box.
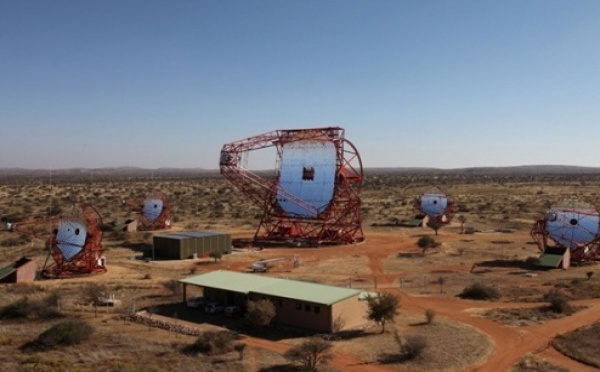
[1,167,600,372]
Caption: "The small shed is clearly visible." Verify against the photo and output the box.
[536,247,571,269]
[152,231,231,260]
[0,257,38,283]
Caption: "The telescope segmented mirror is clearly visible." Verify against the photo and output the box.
[277,140,336,218]
[419,193,449,218]
[545,209,600,249]
[143,198,164,223]
[56,220,87,261]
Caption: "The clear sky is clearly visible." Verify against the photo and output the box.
[1,1,599,170]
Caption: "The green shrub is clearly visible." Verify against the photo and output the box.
[458,282,500,300]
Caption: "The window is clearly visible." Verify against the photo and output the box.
[302,167,315,181]
[296,302,301,310]
[314,306,320,314]
[305,304,311,312]
[278,299,283,307]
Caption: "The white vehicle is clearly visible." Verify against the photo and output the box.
[204,301,225,314]
[186,296,206,308]
[250,258,288,272]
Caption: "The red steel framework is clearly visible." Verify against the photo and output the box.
[122,189,172,231]
[220,127,364,245]
[9,204,106,278]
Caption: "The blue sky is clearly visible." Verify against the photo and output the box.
[1,1,599,169]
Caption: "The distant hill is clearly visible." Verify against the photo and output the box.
[0,167,219,179]
[365,165,600,175]
[1,165,600,179]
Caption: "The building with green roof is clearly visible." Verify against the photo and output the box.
[180,270,370,333]
[0,257,38,284]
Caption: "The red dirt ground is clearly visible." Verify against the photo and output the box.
[215,229,600,371]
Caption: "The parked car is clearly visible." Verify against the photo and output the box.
[224,305,242,318]
[204,301,225,314]
[186,296,206,308]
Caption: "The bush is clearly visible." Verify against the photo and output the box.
[417,236,438,249]
[424,309,436,324]
[209,251,222,263]
[544,290,573,314]
[245,299,276,328]
[163,279,182,296]
[234,343,246,360]
[46,205,63,216]
[80,283,107,306]
[403,334,428,359]
[464,227,476,234]
[185,331,236,355]
[24,319,93,351]
[392,331,428,360]
[458,282,500,300]
[284,337,333,371]
[0,235,30,247]
[0,297,61,320]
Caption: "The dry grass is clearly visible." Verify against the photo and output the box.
[484,305,585,327]
[512,353,571,372]
[332,315,492,371]
[552,322,600,369]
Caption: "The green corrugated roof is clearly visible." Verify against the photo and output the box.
[536,254,563,268]
[180,270,363,305]
[0,265,16,280]
[404,219,423,227]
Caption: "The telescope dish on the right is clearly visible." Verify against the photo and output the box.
[531,198,600,262]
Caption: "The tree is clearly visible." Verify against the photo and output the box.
[366,293,400,333]
[427,220,443,236]
[234,343,246,360]
[284,337,333,371]
[81,283,106,307]
[209,251,222,263]
[245,299,276,328]
[587,271,594,281]
[417,236,439,254]
[424,309,436,324]
[437,277,446,294]
[458,215,467,234]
